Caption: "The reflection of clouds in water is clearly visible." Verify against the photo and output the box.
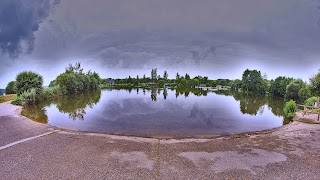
[188,103,213,126]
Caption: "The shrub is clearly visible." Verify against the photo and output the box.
[284,100,297,120]
[11,96,25,106]
[5,81,16,94]
[55,63,100,95]
[15,71,43,95]
[305,97,320,107]
[42,86,62,100]
[21,88,39,105]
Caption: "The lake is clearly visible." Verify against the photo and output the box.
[22,88,286,138]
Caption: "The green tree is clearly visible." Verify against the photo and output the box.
[241,69,267,94]
[16,71,43,95]
[269,76,293,97]
[285,79,305,101]
[185,73,191,80]
[151,68,157,82]
[299,85,311,102]
[5,81,16,94]
[49,80,55,87]
[231,79,242,91]
[143,74,146,83]
[310,70,320,96]
[55,63,100,95]
[163,71,168,81]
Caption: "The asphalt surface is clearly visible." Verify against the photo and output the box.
[0,101,320,180]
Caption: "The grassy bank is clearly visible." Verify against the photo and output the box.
[0,94,17,103]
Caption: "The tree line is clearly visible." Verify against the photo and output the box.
[6,63,101,105]
[100,68,233,88]
[230,69,320,103]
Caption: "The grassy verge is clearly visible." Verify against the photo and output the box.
[0,94,17,103]
[298,120,320,124]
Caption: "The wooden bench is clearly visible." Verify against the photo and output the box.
[298,102,320,121]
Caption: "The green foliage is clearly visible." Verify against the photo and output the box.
[5,81,16,94]
[11,95,25,106]
[21,88,40,105]
[310,70,320,96]
[231,79,242,92]
[151,68,157,82]
[49,80,55,87]
[285,79,305,101]
[42,86,62,100]
[55,63,100,95]
[15,71,43,95]
[241,69,267,94]
[178,79,188,88]
[269,76,293,97]
[305,97,320,106]
[284,100,297,120]
[163,71,168,80]
[298,85,311,102]
[158,80,165,87]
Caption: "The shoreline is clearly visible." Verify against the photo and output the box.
[2,100,317,141]
[1,101,320,179]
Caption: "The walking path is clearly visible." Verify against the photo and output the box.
[0,101,320,179]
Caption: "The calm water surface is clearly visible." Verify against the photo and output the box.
[22,88,286,138]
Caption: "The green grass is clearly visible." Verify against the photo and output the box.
[0,94,17,103]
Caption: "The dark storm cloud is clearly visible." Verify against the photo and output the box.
[0,0,60,58]
[2,0,320,88]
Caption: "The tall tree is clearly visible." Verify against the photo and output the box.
[163,70,168,80]
[241,69,267,94]
[185,73,191,80]
[176,73,180,80]
[151,68,157,82]
[143,74,146,83]
[310,70,320,96]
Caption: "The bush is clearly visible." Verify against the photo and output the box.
[21,88,39,105]
[54,63,100,95]
[284,100,297,120]
[11,96,25,106]
[15,71,43,95]
[42,86,62,100]
[5,81,16,94]
[305,97,320,107]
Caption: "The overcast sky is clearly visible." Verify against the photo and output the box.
[1,0,320,88]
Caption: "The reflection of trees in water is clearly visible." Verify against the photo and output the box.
[232,92,285,117]
[163,88,168,100]
[175,88,208,98]
[267,96,285,117]
[22,103,48,124]
[232,92,267,116]
[151,88,157,101]
[55,90,101,120]
[23,90,101,122]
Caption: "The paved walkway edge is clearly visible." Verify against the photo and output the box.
[0,130,60,151]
